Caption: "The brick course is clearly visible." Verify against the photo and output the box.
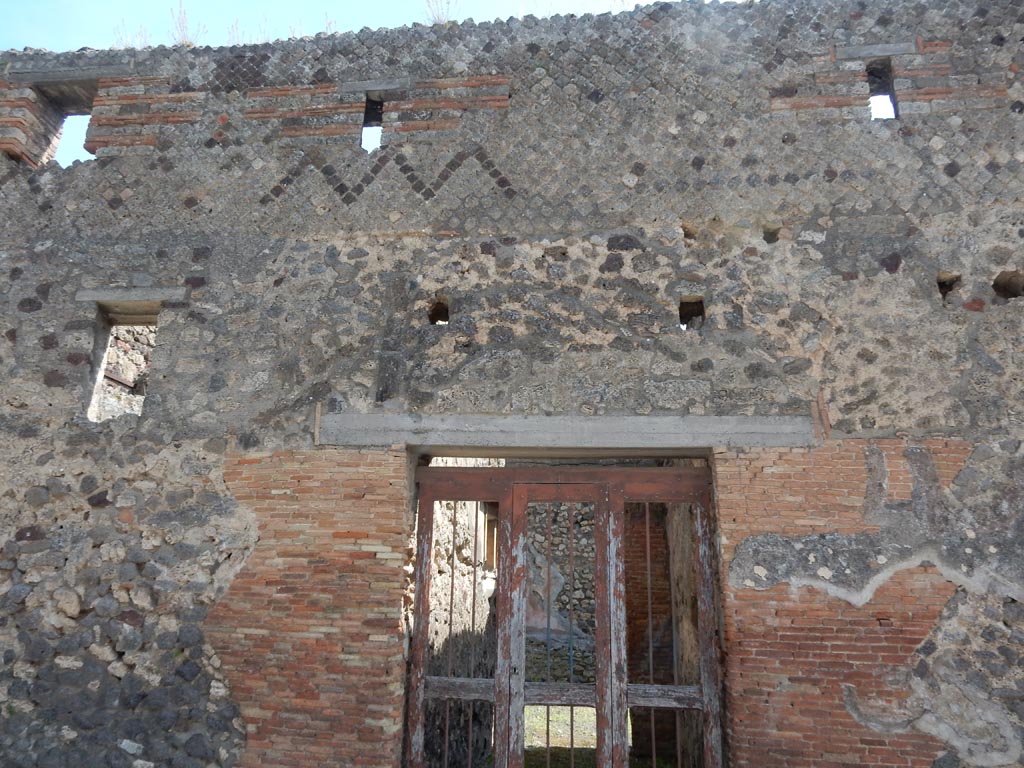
[0,82,62,166]
[714,439,971,768]
[723,570,955,768]
[206,448,412,768]
[769,37,1010,117]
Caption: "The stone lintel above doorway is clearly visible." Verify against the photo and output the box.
[317,413,815,457]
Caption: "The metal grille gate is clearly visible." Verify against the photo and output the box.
[407,466,722,768]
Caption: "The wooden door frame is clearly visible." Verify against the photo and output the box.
[406,465,722,768]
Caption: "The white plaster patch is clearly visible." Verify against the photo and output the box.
[816,567,834,580]
[798,230,828,244]
[753,565,769,580]
[965,529,976,539]
[877,555,888,564]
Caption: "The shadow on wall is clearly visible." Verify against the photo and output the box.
[424,621,498,768]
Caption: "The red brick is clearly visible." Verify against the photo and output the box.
[715,439,967,767]
[206,448,410,768]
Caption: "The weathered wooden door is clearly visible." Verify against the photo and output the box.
[407,467,721,768]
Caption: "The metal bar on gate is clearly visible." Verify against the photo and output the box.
[568,502,575,685]
[671,503,683,768]
[568,501,575,768]
[443,499,460,768]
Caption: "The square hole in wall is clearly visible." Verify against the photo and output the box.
[678,296,705,330]
[937,270,962,300]
[428,299,450,325]
[87,302,159,422]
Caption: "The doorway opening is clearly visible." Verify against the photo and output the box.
[406,460,723,768]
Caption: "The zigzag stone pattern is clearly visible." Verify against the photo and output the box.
[258,144,517,207]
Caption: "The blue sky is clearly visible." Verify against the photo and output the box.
[0,0,638,52]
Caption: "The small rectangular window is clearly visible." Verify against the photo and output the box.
[35,80,98,166]
[87,302,158,422]
[361,97,384,153]
[866,58,898,120]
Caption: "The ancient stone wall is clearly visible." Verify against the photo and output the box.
[1,1,1022,766]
